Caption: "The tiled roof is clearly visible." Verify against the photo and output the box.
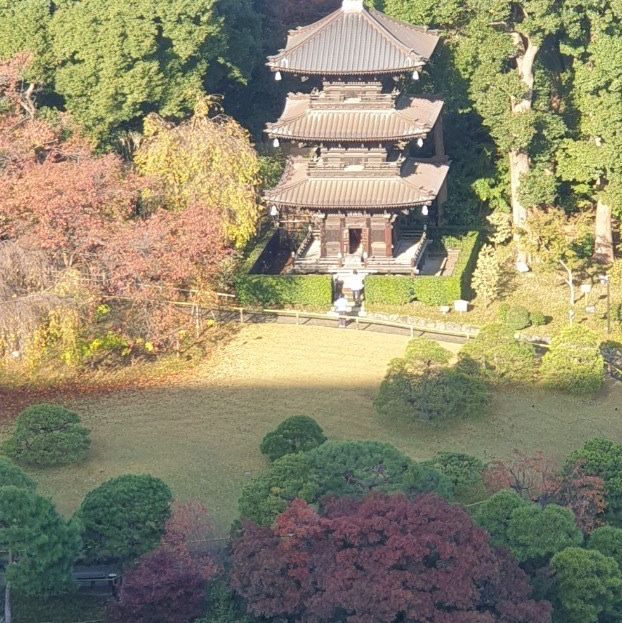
[266,95,443,142]
[267,3,439,76]
[265,157,449,209]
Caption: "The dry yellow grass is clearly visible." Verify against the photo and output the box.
[17,323,622,534]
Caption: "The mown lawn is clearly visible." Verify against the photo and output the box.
[12,323,622,535]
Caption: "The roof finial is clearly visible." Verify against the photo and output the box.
[342,0,364,12]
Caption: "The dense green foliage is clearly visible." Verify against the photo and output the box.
[474,491,583,564]
[550,547,622,623]
[235,275,333,308]
[239,440,415,525]
[421,452,486,501]
[588,526,622,570]
[0,456,36,490]
[260,416,326,462]
[0,486,79,599]
[540,326,605,394]
[459,324,537,383]
[375,357,491,423]
[504,306,532,331]
[0,0,260,144]
[404,337,452,367]
[402,463,454,500]
[2,404,91,467]
[75,474,172,563]
[568,438,622,525]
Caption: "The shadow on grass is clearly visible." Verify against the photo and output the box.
[21,376,622,535]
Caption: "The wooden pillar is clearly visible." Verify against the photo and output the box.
[340,216,348,255]
[320,218,327,258]
[364,217,371,257]
[437,179,448,225]
[433,116,445,159]
[384,218,392,258]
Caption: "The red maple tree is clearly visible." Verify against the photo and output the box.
[485,453,606,533]
[106,501,218,623]
[231,494,552,623]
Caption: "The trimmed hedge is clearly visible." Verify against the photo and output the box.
[365,231,481,307]
[236,274,333,308]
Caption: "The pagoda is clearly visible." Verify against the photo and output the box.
[264,0,449,273]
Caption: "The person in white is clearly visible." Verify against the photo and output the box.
[349,270,364,304]
[334,294,349,328]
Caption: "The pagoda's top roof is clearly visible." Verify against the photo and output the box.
[265,155,449,210]
[267,0,439,77]
[266,91,443,143]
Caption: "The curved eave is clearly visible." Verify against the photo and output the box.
[263,199,432,210]
[265,62,426,76]
[265,130,430,143]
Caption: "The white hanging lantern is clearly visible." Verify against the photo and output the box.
[422,205,429,216]
[275,71,282,81]
[273,138,280,148]
[270,205,279,218]
[412,70,420,80]
[417,137,424,148]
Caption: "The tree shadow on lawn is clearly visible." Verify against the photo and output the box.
[23,378,622,535]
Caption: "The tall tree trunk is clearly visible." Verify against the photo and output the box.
[4,579,10,623]
[509,33,539,266]
[593,197,614,263]
[509,150,530,229]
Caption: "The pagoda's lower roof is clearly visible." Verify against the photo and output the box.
[265,157,449,210]
[266,96,443,143]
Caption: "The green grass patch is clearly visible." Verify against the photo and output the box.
[15,324,622,536]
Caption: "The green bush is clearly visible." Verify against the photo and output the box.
[403,463,454,500]
[3,404,91,467]
[567,438,622,525]
[588,526,622,570]
[260,416,326,461]
[235,274,333,308]
[540,325,605,394]
[404,337,452,367]
[422,452,486,502]
[458,324,537,384]
[504,306,531,330]
[375,359,491,423]
[364,275,415,306]
[239,440,415,525]
[365,230,481,307]
[75,474,172,563]
[530,310,547,326]
[0,456,36,489]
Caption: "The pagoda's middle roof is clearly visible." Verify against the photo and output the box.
[265,156,449,210]
[267,3,440,76]
[266,94,443,143]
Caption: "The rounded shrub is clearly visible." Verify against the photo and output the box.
[458,323,537,384]
[75,474,172,563]
[503,306,531,331]
[540,325,605,394]
[529,310,547,327]
[260,416,326,462]
[2,403,91,467]
[375,360,491,423]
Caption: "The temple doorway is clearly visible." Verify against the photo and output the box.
[348,228,363,254]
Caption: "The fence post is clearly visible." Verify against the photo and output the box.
[410,326,414,338]
[296,311,300,325]
[239,307,244,324]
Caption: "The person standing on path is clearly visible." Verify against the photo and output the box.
[334,294,349,328]
[350,270,364,304]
